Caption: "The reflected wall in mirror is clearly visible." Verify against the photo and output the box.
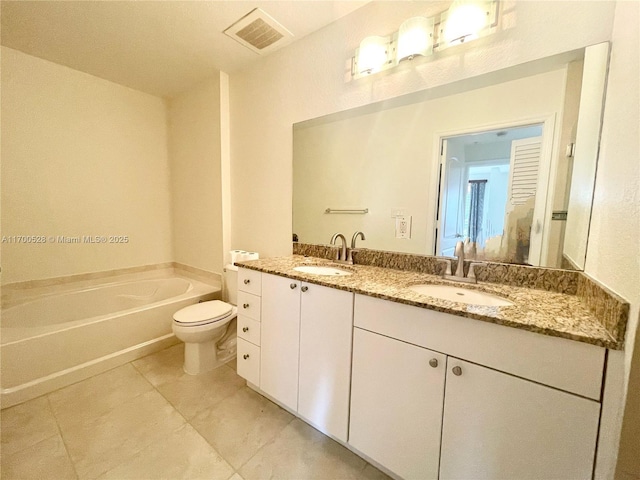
[293,43,609,270]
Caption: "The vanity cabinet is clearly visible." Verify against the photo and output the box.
[239,266,606,480]
[351,294,604,480]
[349,328,446,479]
[259,272,354,441]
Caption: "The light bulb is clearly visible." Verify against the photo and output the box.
[397,17,434,62]
[357,36,389,75]
[444,0,489,45]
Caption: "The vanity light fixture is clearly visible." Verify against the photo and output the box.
[356,35,391,75]
[442,0,492,45]
[397,17,434,62]
[351,0,498,79]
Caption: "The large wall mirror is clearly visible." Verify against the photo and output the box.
[293,43,609,270]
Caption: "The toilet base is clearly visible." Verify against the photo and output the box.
[183,340,222,375]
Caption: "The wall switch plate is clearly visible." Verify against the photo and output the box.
[391,208,407,218]
[395,215,411,239]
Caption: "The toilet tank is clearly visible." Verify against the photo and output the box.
[223,264,238,306]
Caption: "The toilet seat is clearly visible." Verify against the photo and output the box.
[173,300,233,327]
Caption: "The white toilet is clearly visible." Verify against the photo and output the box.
[172,265,238,375]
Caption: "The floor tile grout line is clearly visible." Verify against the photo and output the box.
[131,356,241,476]
[50,360,189,480]
[131,359,192,427]
[46,394,81,480]
[131,353,242,469]
[231,398,298,474]
[49,363,158,430]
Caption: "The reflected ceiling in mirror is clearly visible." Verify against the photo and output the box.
[293,44,609,270]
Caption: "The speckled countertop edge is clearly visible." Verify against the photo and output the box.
[237,255,622,350]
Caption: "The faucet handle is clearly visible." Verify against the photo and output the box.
[437,259,452,276]
[454,240,465,256]
[467,262,486,282]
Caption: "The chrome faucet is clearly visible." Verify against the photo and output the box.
[347,231,366,263]
[330,233,348,263]
[442,240,482,284]
[454,240,465,278]
[351,231,366,249]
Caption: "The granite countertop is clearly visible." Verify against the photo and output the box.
[236,255,620,349]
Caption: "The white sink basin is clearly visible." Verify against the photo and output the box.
[408,284,513,307]
[293,265,353,276]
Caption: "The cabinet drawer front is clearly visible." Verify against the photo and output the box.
[354,294,605,400]
[238,315,261,346]
[237,291,261,321]
[237,338,260,385]
[238,268,261,296]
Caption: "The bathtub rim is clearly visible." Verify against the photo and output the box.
[1,273,217,345]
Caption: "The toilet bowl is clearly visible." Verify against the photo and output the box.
[172,300,238,375]
[173,264,239,375]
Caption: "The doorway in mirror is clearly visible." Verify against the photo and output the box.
[435,124,545,264]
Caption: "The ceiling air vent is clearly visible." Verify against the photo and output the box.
[224,8,294,55]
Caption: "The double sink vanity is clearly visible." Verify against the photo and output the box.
[234,249,628,480]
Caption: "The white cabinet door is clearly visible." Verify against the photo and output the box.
[260,273,300,411]
[440,359,601,480]
[298,282,353,442]
[349,328,446,480]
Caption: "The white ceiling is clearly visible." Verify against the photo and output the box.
[1,1,368,98]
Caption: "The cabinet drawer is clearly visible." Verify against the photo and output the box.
[238,268,261,296]
[237,338,260,385]
[354,294,605,400]
[238,315,261,346]
[237,291,261,321]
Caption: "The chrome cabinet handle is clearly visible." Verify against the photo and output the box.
[290,283,297,289]
[243,303,249,309]
[429,358,438,368]
[452,366,462,376]
[301,286,308,292]
[244,279,250,285]
[242,327,249,332]
[243,354,250,360]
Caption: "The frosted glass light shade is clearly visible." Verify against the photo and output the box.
[397,17,434,62]
[357,36,389,75]
[444,0,489,45]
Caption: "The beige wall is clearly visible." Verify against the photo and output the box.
[587,1,639,478]
[168,76,224,275]
[1,47,173,284]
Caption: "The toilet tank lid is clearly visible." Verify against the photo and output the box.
[173,300,233,324]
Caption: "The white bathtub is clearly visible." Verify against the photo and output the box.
[1,273,219,408]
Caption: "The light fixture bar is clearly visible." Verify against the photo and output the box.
[351,0,499,79]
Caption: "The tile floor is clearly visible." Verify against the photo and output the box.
[1,344,391,480]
